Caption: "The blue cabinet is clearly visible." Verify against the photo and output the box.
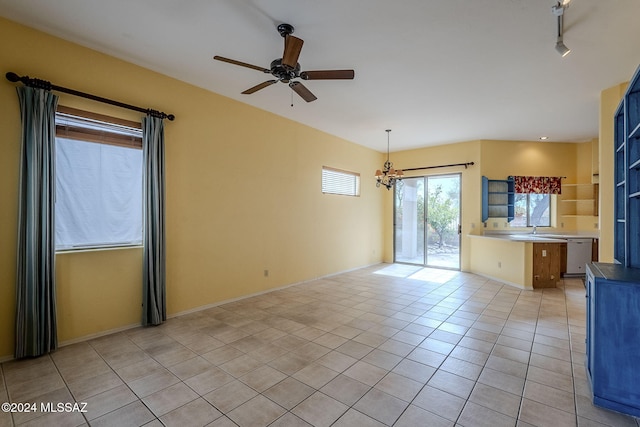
[481,176,514,222]
[614,63,640,267]
[586,263,640,417]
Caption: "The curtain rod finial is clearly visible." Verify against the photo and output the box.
[6,72,20,82]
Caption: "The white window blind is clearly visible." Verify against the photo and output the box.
[322,166,360,196]
[55,109,143,250]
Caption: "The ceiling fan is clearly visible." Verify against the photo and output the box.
[214,23,355,102]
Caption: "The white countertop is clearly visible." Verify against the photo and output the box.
[470,232,598,243]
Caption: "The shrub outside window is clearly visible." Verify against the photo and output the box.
[512,193,551,227]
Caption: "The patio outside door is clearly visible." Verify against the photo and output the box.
[394,174,461,269]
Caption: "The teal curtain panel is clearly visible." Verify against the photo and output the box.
[142,115,166,326]
[14,86,59,358]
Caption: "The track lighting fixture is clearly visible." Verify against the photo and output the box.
[552,0,571,57]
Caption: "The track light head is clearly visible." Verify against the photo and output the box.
[556,40,571,57]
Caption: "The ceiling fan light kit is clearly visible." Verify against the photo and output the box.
[214,23,355,102]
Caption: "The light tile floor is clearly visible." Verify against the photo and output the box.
[1,263,639,427]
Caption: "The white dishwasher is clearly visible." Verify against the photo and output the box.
[565,238,593,275]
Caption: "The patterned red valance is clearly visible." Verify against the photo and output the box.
[511,176,562,194]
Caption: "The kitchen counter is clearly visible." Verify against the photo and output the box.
[477,232,599,242]
[468,232,599,289]
[477,233,567,243]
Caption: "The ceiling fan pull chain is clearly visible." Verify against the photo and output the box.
[291,89,294,107]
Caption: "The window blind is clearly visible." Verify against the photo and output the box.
[322,166,360,196]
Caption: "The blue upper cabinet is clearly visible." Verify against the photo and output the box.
[482,176,515,222]
[614,63,640,268]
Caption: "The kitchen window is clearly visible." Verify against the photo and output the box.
[512,193,551,227]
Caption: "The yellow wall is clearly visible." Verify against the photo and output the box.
[599,83,628,262]
[468,237,533,289]
[0,18,384,359]
[480,139,578,180]
[56,248,143,341]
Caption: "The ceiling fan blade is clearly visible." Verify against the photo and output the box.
[289,81,317,102]
[300,70,355,80]
[242,80,278,94]
[214,56,270,73]
[282,35,304,68]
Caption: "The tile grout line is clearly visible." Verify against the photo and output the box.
[563,279,581,427]
[85,333,162,425]
[513,283,544,426]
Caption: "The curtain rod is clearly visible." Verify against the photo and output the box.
[5,72,175,121]
[402,162,474,172]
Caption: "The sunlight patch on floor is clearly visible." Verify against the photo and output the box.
[374,263,459,284]
[373,263,422,277]
[409,267,459,283]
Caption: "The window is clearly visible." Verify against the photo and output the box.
[322,166,360,196]
[55,106,143,250]
[512,193,551,227]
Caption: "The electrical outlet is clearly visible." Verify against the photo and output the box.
[542,250,547,257]
[471,223,475,229]
[264,269,269,277]
[498,261,502,268]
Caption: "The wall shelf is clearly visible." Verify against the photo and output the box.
[614,63,640,267]
[481,176,514,222]
[560,183,599,217]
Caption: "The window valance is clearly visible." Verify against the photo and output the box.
[511,176,562,194]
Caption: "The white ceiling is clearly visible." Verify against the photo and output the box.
[1,0,639,152]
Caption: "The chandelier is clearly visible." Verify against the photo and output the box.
[375,129,403,190]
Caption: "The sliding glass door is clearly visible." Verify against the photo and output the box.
[394,174,461,269]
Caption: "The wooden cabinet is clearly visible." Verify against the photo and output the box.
[481,176,514,222]
[614,63,640,267]
[586,263,640,417]
[532,243,561,288]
